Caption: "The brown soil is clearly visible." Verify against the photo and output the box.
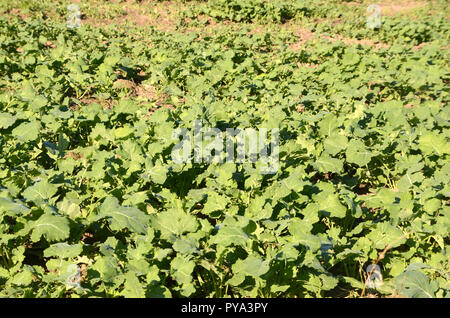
[113,79,136,91]
[378,0,428,16]
[287,24,389,52]
[297,62,318,69]
[413,42,427,50]
[63,151,83,160]
[135,84,158,101]
[287,27,316,51]
[322,34,389,49]
[78,97,117,109]
[0,8,29,20]
[113,80,161,102]
[83,0,178,31]
[344,0,429,16]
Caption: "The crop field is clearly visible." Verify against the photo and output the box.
[0,0,449,298]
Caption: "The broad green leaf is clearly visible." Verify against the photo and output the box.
[202,192,228,215]
[12,121,41,142]
[92,256,121,283]
[0,112,16,129]
[97,197,149,234]
[31,214,70,242]
[346,139,373,166]
[173,237,199,254]
[247,195,273,220]
[318,114,341,136]
[396,270,438,298]
[342,51,360,66]
[150,208,198,238]
[232,255,270,278]
[114,126,134,139]
[315,192,347,218]
[418,133,449,156]
[11,270,33,286]
[211,225,251,246]
[148,164,168,185]
[289,219,321,251]
[323,134,348,155]
[22,180,58,204]
[171,256,195,285]
[315,154,343,173]
[0,197,30,215]
[44,243,83,259]
[122,271,145,298]
[57,198,81,219]
[367,222,406,250]
[147,285,172,298]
